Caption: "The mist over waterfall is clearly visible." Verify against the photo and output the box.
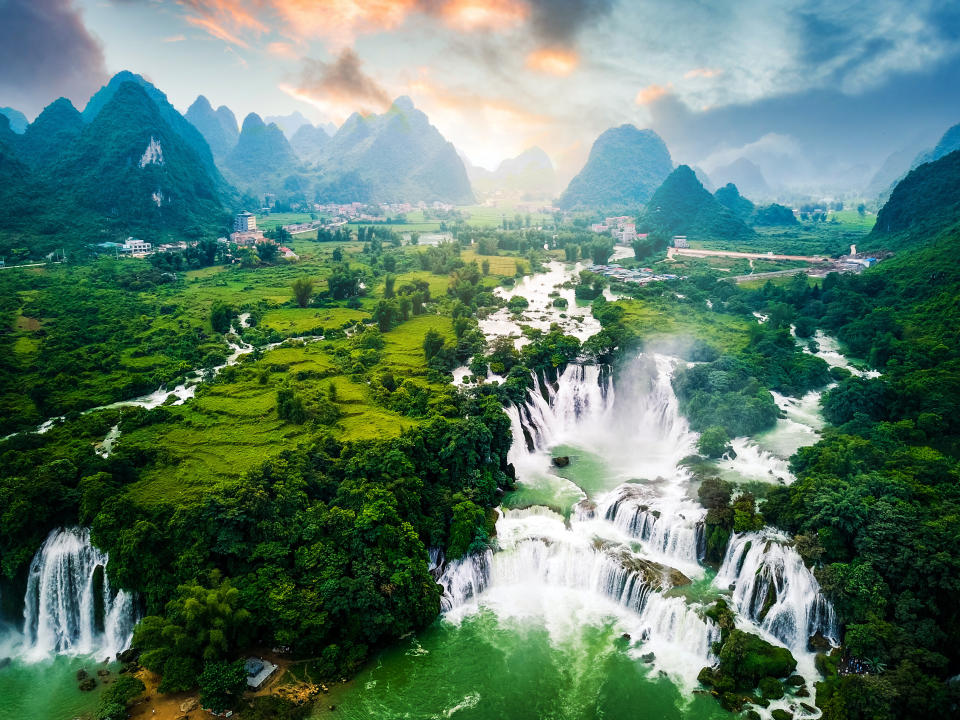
[715,531,838,653]
[21,528,135,660]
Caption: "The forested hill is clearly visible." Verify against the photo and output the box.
[0,82,229,257]
[558,125,673,209]
[639,165,755,241]
[869,148,960,246]
[751,154,960,718]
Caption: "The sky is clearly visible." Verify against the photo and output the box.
[1,0,960,191]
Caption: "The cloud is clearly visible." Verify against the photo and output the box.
[163,34,186,43]
[684,67,723,79]
[526,48,579,76]
[267,41,298,58]
[291,48,391,116]
[184,14,251,47]
[0,0,108,117]
[635,83,671,105]
[526,0,615,45]
[439,0,528,32]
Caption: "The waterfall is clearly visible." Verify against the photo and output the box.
[597,485,705,568]
[437,549,492,612]
[21,528,136,660]
[715,531,838,653]
[718,438,795,484]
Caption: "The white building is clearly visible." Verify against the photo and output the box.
[234,211,257,232]
[673,236,689,248]
[121,238,152,254]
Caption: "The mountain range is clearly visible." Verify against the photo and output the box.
[0,81,228,256]
[465,147,557,199]
[313,97,474,204]
[0,107,28,134]
[223,113,300,193]
[184,96,239,159]
[708,157,771,199]
[558,125,673,209]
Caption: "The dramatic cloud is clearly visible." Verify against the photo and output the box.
[289,48,391,117]
[0,0,108,118]
[526,0,615,45]
[526,48,579,76]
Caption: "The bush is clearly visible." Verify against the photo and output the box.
[697,426,731,458]
[199,660,248,714]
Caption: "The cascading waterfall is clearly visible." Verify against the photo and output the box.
[597,485,706,567]
[21,527,135,660]
[715,530,838,653]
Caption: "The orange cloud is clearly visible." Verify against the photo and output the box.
[184,15,251,48]
[440,0,528,32]
[525,48,578,76]
[684,67,723,79]
[266,41,297,57]
[635,83,671,105]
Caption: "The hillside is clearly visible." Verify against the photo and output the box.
[224,113,300,191]
[639,165,754,240]
[0,107,28,134]
[264,111,312,139]
[83,72,230,195]
[752,203,797,226]
[709,157,770,199]
[914,122,960,167]
[316,97,474,204]
[869,148,960,246]
[714,182,754,219]
[290,123,330,164]
[17,98,85,168]
[0,82,228,256]
[558,125,672,208]
[468,146,557,198]
[185,95,238,159]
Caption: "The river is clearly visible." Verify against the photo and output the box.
[1,261,858,719]
[315,261,846,719]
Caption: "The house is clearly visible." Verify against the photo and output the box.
[120,238,152,255]
[673,236,689,248]
[234,211,257,233]
[244,657,278,690]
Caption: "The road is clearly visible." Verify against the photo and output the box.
[666,247,828,262]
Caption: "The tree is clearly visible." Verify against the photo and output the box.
[697,426,731,458]
[256,241,279,263]
[332,246,343,262]
[423,329,444,361]
[291,277,314,308]
[199,660,247,714]
[384,273,396,299]
[210,301,234,334]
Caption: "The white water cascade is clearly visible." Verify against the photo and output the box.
[21,527,135,661]
[715,530,838,654]
[440,354,721,685]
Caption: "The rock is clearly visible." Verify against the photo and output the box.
[78,678,97,692]
[621,633,631,641]
[771,710,793,720]
[76,668,89,681]
[795,686,810,697]
[179,698,198,713]
[785,674,805,686]
[800,703,817,713]
[640,652,655,663]
[97,668,110,677]
[551,456,570,467]
[745,711,761,720]
[117,647,141,664]
[808,631,831,652]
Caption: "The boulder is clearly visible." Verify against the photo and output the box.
[771,710,793,720]
[785,674,805,686]
[808,631,831,652]
[97,668,110,677]
[179,698,199,713]
[552,456,570,467]
[117,647,141,664]
[640,652,656,664]
[78,678,97,692]
[76,668,89,682]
